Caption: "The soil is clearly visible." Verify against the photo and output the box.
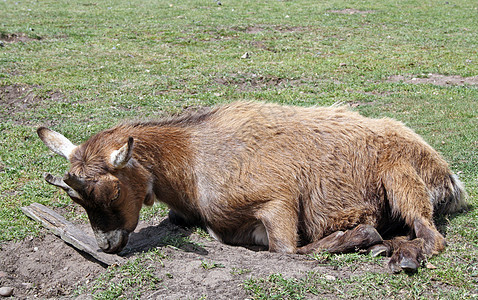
[0,33,41,44]
[214,73,304,91]
[387,74,478,86]
[0,211,387,299]
[0,84,65,126]
[240,25,307,34]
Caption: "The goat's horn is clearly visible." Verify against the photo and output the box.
[43,172,83,200]
[63,172,87,191]
[44,172,70,189]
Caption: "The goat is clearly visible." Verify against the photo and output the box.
[37,101,466,273]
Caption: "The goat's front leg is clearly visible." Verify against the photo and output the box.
[256,200,298,254]
[380,162,446,273]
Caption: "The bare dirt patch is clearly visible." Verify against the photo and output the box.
[0,85,66,125]
[214,73,304,91]
[387,74,478,86]
[0,211,389,299]
[1,85,41,110]
[0,232,104,298]
[233,25,307,34]
[244,26,264,34]
[328,9,375,15]
[0,32,41,44]
[251,40,275,52]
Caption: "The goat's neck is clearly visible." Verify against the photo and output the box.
[131,126,199,215]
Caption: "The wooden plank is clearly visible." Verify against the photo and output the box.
[21,203,125,266]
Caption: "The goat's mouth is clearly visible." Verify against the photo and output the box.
[93,229,130,254]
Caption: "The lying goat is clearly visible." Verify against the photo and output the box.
[37,101,466,273]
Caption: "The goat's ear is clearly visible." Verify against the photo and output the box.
[110,137,134,169]
[37,127,77,160]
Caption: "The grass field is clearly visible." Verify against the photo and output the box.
[1,0,477,298]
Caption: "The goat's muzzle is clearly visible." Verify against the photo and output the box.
[93,229,130,254]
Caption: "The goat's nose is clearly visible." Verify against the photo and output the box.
[93,229,129,254]
[93,230,111,251]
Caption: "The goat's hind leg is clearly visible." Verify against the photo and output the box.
[297,224,383,254]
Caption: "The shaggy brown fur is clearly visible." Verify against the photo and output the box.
[38,101,466,272]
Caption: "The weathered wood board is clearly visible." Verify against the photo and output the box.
[21,202,124,266]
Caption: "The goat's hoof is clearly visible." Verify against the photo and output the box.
[400,257,419,273]
[389,260,402,274]
[388,256,420,274]
[369,244,389,257]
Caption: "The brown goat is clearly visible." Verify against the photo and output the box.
[37,101,466,273]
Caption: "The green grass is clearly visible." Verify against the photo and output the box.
[75,248,166,299]
[244,273,323,299]
[0,0,477,298]
[201,260,225,270]
[244,263,478,299]
[309,251,384,270]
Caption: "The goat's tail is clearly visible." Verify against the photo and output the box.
[433,174,468,215]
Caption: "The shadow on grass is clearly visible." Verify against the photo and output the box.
[119,218,208,257]
[435,202,474,237]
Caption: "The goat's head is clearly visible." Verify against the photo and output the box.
[37,127,154,254]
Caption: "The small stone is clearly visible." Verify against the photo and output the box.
[0,287,13,297]
[33,247,38,252]
[241,52,250,59]
[425,262,437,269]
[339,63,347,67]
[21,283,33,289]
[324,275,336,281]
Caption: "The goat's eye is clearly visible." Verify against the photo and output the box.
[110,180,121,203]
[112,188,120,202]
